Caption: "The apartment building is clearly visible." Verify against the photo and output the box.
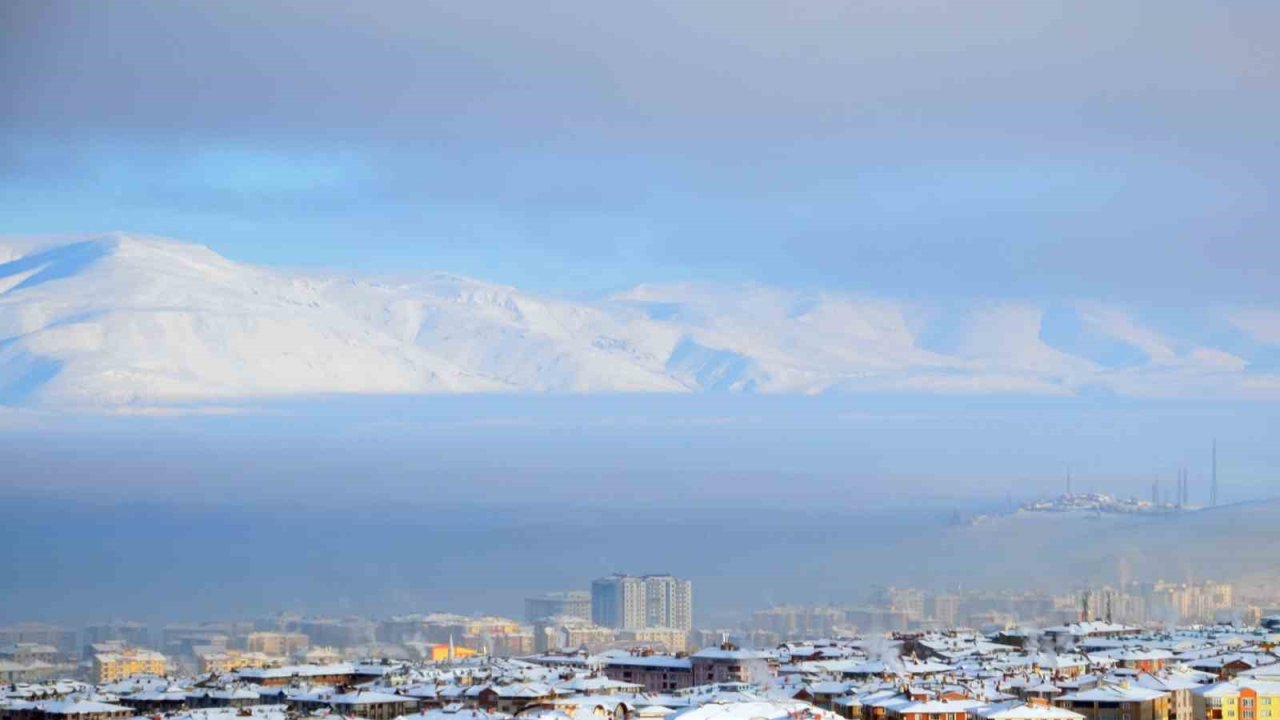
[690,645,775,685]
[196,649,278,674]
[592,574,692,630]
[91,648,167,683]
[1193,680,1280,720]
[619,626,689,652]
[526,592,592,623]
[1055,683,1171,720]
[604,654,695,692]
[593,575,648,629]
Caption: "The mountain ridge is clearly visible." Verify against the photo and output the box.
[0,233,1276,409]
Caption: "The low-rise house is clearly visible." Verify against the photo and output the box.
[834,695,863,720]
[1187,656,1278,681]
[669,700,836,720]
[994,653,1091,679]
[1055,683,1171,720]
[526,696,636,720]
[197,650,279,675]
[809,682,858,710]
[1095,650,1175,674]
[1132,671,1206,720]
[476,682,564,715]
[1043,625,1142,646]
[554,676,644,696]
[31,701,133,720]
[691,646,776,686]
[835,659,956,681]
[887,698,986,720]
[116,688,188,713]
[395,707,513,720]
[329,690,421,720]
[862,691,916,720]
[186,687,262,709]
[975,701,1087,720]
[236,662,357,687]
[292,689,420,720]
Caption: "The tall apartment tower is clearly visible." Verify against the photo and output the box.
[643,574,693,631]
[592,574,693,630]
[592,575,646,629]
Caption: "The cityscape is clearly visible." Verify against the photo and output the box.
[4,575,1280,720]
[2,573,1276,677]
[4,7,1280,720]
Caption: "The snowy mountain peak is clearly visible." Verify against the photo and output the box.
[0,234,1275,410]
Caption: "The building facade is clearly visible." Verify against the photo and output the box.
[604,654,694,692]
[593,575,647,630]
[592,574,692,630]
[246,631,310,657]
[1194,680,1280,720]
[526,592,592,623]
[643,575,694,631]
[92,648,167,683]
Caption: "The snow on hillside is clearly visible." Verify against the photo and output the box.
[0,233,1275,409]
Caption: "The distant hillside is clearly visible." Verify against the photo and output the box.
[925,498,1280,590]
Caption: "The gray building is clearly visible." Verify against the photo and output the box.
[691,645,775,685]
[592,575,647,629]
[525,591,592,623]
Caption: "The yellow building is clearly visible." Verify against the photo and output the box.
[246,632,310,657]
[93,648,167,683]
[426,643,478,662]
[197,650,278,675]
[1195,681,1280,720]
[619,627,688,653]
[303,646,343,664]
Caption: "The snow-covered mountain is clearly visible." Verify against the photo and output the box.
[0,233,1275,409]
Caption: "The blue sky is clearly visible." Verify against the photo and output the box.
[1,0,1278,469]
[3,0,1278,299]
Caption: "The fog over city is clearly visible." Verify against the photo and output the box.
[1,393,1277,624]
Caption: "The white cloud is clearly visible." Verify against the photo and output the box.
[1078,303,1179,364]
[1186,347,1248,373]
[1230,308,1280,345]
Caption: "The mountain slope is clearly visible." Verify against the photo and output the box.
[0,233,1276,409]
